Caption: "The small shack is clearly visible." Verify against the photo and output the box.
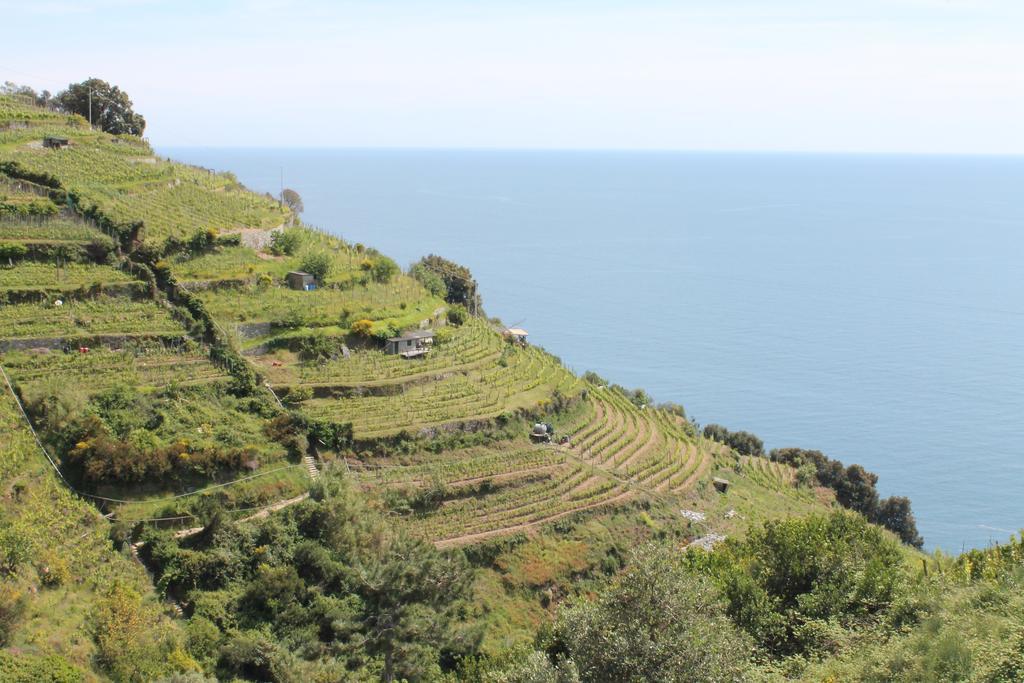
[385,329,434,358]
[286,271,317,291]
[505,328,528,346]
[43,136,69,149]
[712,477,731,494]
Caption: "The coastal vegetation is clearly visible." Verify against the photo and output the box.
[0,87,1018,682]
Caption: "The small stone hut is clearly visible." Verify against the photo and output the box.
[286,271,316,291]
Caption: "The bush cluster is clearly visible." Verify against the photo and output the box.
[703,423,765,457]
[771,447,923,547]
[142,474,473,681]
[411,254,481,311]
[690,510,910,657]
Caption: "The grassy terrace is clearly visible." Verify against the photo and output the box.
[198,276,439,329]
[568,388,708,494]
[172,245,294,281]
[0,100,288,246]
[1,342,227,398]
[356,444,564,487]
[412,459,627,544]
[171,231,367,282]
[0,96,80,125]
[255,317,501,386]
[9,372,300,522]
[0,261,136,290]
[169,230,445,339]
[351,386,718,546]
[299,345,583,438]
[0,296,183,340]
[111,465,310,523]
[0,215,110,243]
[347,414,634,546]
[0,182,60,216]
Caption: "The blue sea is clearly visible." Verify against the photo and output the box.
[161,148,1024,553]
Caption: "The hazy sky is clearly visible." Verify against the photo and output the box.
[3,0,1023,153]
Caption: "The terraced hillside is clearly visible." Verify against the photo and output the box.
[568,388,708,493]
[0,95,288,247]
[0,354,188,678]
[297,343,583,439]
[331,384,716,549]
[0,93,728,549]
[0,92,855,679]
[0,214,311,523]
[254,316,504,386]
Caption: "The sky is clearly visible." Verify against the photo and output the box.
[3,0,1024,153]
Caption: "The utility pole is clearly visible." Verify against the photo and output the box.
[279,167,284,207]
[88,88,92,128]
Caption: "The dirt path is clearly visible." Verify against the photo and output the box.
[386,463,563,489]
[434,490,634,549]
[172,492,310,539]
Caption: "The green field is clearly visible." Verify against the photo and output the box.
[0,261,136,290]
[299,344,582,438]
[0,215,111,243]
[197,275,440,329]
[0,98,288,246]
[1,341,227,397]
[0,296,183,339]
[255,317,502,386]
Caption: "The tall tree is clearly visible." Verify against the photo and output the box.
[56,78,146,135]
[281,188,304,214]
[411,254,482,314]
[874,496,924,548]
[355,530,473,682]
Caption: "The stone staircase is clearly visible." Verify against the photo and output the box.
[303,452,320,480]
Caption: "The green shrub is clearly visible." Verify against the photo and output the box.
[703,424,764,457]
[296,331,339,363]
[0,242,28,265]
[370,256,399,283]
[0,522,31,575]
[0,583,27,646]
[550,544,750,682]
[300,251,331,282]
[691,510,909,657]
[447,304,468,326]
[269,229,302,256]
[0,651,84,683]
[411,254,481,310]
[351,318,374,337]
[410,262,447,299]
[282,386,313,406]
[771,448,923,547]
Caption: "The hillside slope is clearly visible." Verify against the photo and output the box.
[0,93,844,678]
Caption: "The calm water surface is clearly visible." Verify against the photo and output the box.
[162,148,1024,553]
